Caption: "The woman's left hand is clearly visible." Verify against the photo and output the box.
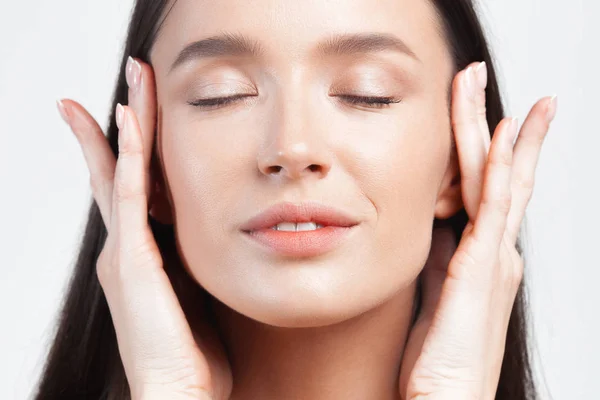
[398,62,557,399]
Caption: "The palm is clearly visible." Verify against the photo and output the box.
[160,243,233,399]
[398,61,555,399]
[58,55,233,399]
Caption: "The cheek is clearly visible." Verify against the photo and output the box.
[160,116,255,266]
[337,105,450,270]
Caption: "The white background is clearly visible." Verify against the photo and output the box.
[0,1,597,399]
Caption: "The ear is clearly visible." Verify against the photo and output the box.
[148,148,174,225]
[434,147,463,220]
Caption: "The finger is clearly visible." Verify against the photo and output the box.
[125,56,157,197]
[472,117,518,251]
[505,96,557,243]
[111,104,150,248]
[474,62,491,154]
[451,62,489,220]
[105,104,213,395]
[57,98,116,228]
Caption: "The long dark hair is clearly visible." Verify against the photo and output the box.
[34,1,538,398]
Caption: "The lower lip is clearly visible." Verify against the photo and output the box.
[242,225,357,257]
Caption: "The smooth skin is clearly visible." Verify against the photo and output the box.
[57,53,556,398]
[55,2,557,397]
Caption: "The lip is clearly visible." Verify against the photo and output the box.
[240,202,360,257]
[240,202,359,231]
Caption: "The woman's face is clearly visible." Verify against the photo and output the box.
[150,0,459,327]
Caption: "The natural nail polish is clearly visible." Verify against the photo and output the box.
[464,66,476,99]
[56,99,70,125]
[116,103,125,130]
[510,117,519,145]
[125,56,142,91]
[546,95,558,122]
[476,62,487,90]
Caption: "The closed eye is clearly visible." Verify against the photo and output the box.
[187,94,402,110]
[337,95,402,109]
[187,94,254,109]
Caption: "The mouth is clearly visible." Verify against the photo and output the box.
[240,202,360,257]
[242,224,358,258]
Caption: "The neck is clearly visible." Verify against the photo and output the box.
[211,282,417,400]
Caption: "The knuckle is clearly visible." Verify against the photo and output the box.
[514,175,535,193]
[449,243,489,284]
[491,151,513,168]
[117,229,162,267]
[89,174,108,198]
[114,175,143,203]
[481,191,512,214]
[462,173,483,186]
[89,164,115,193]
[96,242,161,287]
[496,193,512,213]
[452,114,479,131]
[525,131,546,148]
[119,139,143,157]
[476,97,487,117]
[121,243,162,269]
[452,246,479,271]
[136,357,209,396]
[89,175,101,196]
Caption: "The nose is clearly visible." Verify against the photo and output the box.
[257,94,333,181]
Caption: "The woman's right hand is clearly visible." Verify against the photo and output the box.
[56,57,231,400]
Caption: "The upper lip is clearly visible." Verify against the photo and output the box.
[240,201,360,232]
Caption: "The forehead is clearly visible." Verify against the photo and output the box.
[151,0,450,78]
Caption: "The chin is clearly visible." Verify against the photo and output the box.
[231,301,374,329]
[178,230,426,329]
[243,296,373,328]
[205,266,400,329]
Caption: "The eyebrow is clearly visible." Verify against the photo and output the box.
[168,32,420,73]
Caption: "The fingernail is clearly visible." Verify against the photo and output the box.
[56,99,70,125]
[464,66,476,99]
[116,103,125,130]
[116,104,130,150]
[476,62,487,90]
[546,95,558,122]
[509,117,519,144]
[125,56,142,92]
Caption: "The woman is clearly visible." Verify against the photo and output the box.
[35,0,556,398]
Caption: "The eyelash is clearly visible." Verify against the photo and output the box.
[187,94,402,110]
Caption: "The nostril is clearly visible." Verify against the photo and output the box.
[263,164,323,177]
